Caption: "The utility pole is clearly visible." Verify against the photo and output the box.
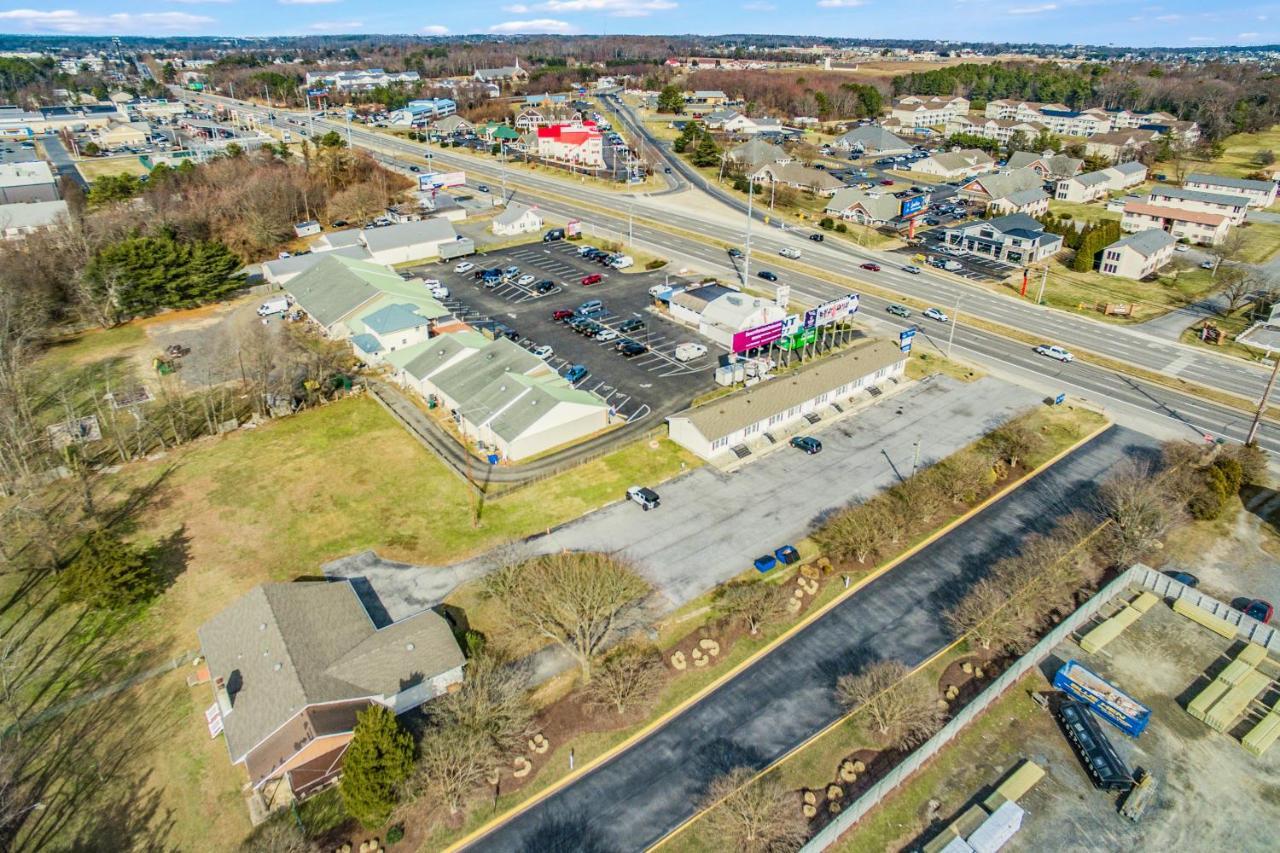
[1246,349,1280,446]
[743,180,754,284]
[946,294,961,358]
[1036,265,1049,305]
[628,202,634,247]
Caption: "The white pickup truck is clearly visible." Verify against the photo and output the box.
[674,342,708,362]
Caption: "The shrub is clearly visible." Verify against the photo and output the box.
[60,529,160,610]
[645,258,667,270]
[819,216,835,230]
[835,222,848,233]
[386,825,405,845]
[339,705,415,828]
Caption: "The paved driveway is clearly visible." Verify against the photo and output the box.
[326,375,1041,620]
[465,425,1159,852]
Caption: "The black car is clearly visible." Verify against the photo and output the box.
[492,324,518,341]
[618,318,645,333]
[477,184,489,193]
[409,165,421,172]
[534,279,556,294]
[758,270,778,282]
[790,436,822,454]
[618,340,648,357]
[809,233,825,242]
[728,247,743,258]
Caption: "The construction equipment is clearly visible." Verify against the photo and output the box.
[1120,769,1158,822]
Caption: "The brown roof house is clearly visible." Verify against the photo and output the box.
[198,581,465,804]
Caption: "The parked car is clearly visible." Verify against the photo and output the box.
[626,485,660,511]
[516,274,536,287]
[1175,244,1190,253]
[902,264,922,274]
[581,273,604,286]
[578,245,595,257]
[790,436,822,454]
[618,340,648,357]
[492,323,518,341]
[757,270,778,282]
[618,318,645,333]
[1245,599,1274,624]
[595,328,620,342]
[577,299,605,316]
[674,342,707,362]
[543,228,565,242]
[1163,570,1199,588]
[923,307,949,323]
[880,179,894,185]
[563,364,588,383]
[535,280,556,294]
[1035,344,1074,363]
[553,309,575,321]
[425,281,450,299]
[454,261,476,274]
[1200,259,1216,270]
[886,304,911,318]
[503,266,520,278]
[860,262,881,272]
[531,344,554,360]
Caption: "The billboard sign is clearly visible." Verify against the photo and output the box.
[900,194,926,217]
[804,293,860,328]
[418,170,466,190]
[731,319,785,353]
[307,89,328,98]
[774,283,791,309]
[1053,660,1151,737]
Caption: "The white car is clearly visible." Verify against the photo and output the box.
[595,328,620,342]
[532,345,554,360]
[1035,344,1074,363]
[517,274,537,286]
[424,280,450,299]
[454,261,476,273]
[1200,259,1216,270]
[1174,244,1190,253]
[923,307,949,323]
[944,246,965,257]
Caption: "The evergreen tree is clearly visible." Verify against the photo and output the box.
[657,84,684,114]
[672,121,698,154]
[86,173,143,207]
[87,232,244,319]
[691,130,722,167]
[340,705,415,828]
[60,529,158,610]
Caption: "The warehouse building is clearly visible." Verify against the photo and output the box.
[666,339,907,461]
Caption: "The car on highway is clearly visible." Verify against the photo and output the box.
[618,340,648,357]
[477,184,489,192]
[531,345,554,360]
[409,165,421,172]
[1035,344,1074,363]
[1245,599,1274,624]
[886,304,911,318]
[809,233,825,242]
[626,485,660,511]
[596,328,620,342]
[779,247,801,259]
[1163,570,1199,588]
[618,318,645,333]
[860,262,881,272]
[789,436,822,454]
[902,265,922,274]
[563,364,588,383]
[880,179,894,185]
[553,309,575,321]
[516,274,536,287]
[758,270,778,282]
[923,307,949,323]
[728,247,743,258]
[535,280,556,294]
[581,273,604,286]
[664,166,672,173]
[454,261,475,274]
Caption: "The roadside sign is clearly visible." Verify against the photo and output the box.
[732,319,785,353]
[566,219,582,238]
[899,327,916,353]
[774,284,790,309]
[1054,393,1066,405]
[804,293,859,328]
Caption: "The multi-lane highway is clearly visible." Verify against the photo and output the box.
[184,91,1280,452]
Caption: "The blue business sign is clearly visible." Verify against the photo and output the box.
[307,89,328,97]
[900,195,926,217]
[1053,660,1151,737]
[899,327,917,353]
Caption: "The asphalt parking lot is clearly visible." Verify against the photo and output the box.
[895,228,1017,283]
[407,240,723,424]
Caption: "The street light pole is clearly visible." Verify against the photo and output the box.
[1246,349,1280,446]
[743,180,754,284]
[946,294,961,358]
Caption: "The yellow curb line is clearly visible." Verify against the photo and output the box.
[442,417,1113,853]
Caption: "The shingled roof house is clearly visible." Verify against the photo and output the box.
[198,581,465,804]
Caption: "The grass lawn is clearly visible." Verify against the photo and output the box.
[1230,220,1280,264]
[1031,259,1218,324]
[1179,304,1266,363]
[77,156,152,179]
[1046,198,1120,224]
[1155,125,1280,180]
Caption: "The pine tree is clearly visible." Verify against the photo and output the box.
[60,529,159,610]
[657,84,684,114]
[340,705,415,829]
[691,130,722,167]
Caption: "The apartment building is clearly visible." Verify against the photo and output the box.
[944,116,1047,145]
[1006,151,1083,180]
[1099,229,1177,279]
[1148,186,1249,225]
[1184,173,1278,208]
[304,69,421,91]
[535,122,605,168]
[1084,130,1159,163]
[890,95,969,128]
[1121,200,1230,246]
[984,101,1199,141]
[1055,161,1147,203]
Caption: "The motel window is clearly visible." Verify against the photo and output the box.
[711,437,729,451]
[745,422,761,435]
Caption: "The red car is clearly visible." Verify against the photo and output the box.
[552,309,574,321]
[581,273,604,286]
[860,262,881,271]
[880,179,894,185]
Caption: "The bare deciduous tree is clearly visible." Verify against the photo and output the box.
[1096,459,1182,565]
[409,725,496,816]
[240,820,317,853]
[935,450,994,504]
[700,768,806,853]
[814,497,897,565]
[945,578,1034,655]
[718,581,791,635]
[485,552,651,679]
[836,660,944,749]
[427,652,534,755]
[986,419,1044,472]
[583,642,666,715]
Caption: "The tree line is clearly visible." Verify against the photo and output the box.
[684,69,885,121]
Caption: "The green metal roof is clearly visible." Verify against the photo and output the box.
[430,337,543,410]
[287,255,449,329]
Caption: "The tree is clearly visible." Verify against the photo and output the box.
[340,704,415,829]
[691,131,722,168]
[583,642,665,715]
[985,419,1043,472]
[411,725,495,817]
[427,651,534,754]
[718,581,790,635]
[60,528,159,610]
[240,820,316,853]
[485,552,650,679]
[700,768,806,853]
[316,130,346,149]
[1096,459,1181,565]
[657,85,685,114]
[82,141,100,156]
[945,578,1034,654]
[1217,267,1252,315]
[836,659,944,749]
[934,450,994,504]
[86,232,244,320]
[814,497,896,564]
[161,62,176,84]
[1253,149,1276,167]
[86,173,142,207]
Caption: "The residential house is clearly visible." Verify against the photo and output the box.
[472,62,528,85]
[1139,118,1200,145]
[95,120,150,149]
[749,161,845,197]
[890,95,969,128]
[1006,151,1083,180]
[432,115,474,136]
[1184,173,1278,208]
[722,113,784,136]
[1054,161,1148,203]
[1104,160,1148,190]
[942,213,1064,264]
[1083,130,1158,163]
[727,138,790,171]
[910,148,995,181]
[666,339,906,461]
[956,167,1045,209]
[1099,229,1177,279]
[1147,186,1249,225]
[824,188,903,226]
[988,187,1050,217]
[0,199,68,239]
[685,90,729,108]
[198,581,465,802]
[492,201,544,236]
[0,161,59,204]
[536,122,605,169]
[1121,200,1230,246]
[832,126,913,156]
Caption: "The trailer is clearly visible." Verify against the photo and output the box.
[438,237,476,261]
[1053,660,1151,737]
[1055,701,1133,791]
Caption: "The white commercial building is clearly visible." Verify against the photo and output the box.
[0,199,67,239]
[360,219,460,265]
[491,201,544,236]
[304,69,421,91]
[0,161,58,204]
[697,292,787,349]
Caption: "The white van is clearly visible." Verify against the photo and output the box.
[610,255,634,270]
[779,247,801,259]
[943,260,963,272]
[674,342,708,362]
[257,296,289,317]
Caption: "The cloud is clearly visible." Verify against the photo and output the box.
[743,0,776,8]
[421,24,449,34]
[277,0,340,5]
[168,0,233,4]
[1008,2,1056,12]
[488,17,577,33]
[537,0,676,15]
[503,3,530,10]
[0,8,215,32]
[1153,13,1181,22]
[308,19,362,30]
[1238,31,1261,38]
[817,0,866,6]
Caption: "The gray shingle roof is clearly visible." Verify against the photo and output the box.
[1150,186,1246,207]
[962,168,1044,201]
[1005,187,1048,207]
[1111,161,1146,176]
[825,188,901,221]
[261,244,371,280]
[835,125,911,153]
[494,201,541,227]
[1185,173,1273,192]
[399,333,484,380]
[1107,228,1176,257]
[361,218,457,253]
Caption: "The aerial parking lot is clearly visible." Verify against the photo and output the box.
[897,228,1017,283]
[406,239,724,424]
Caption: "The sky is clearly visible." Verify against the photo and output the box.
[0,0,1276,48]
